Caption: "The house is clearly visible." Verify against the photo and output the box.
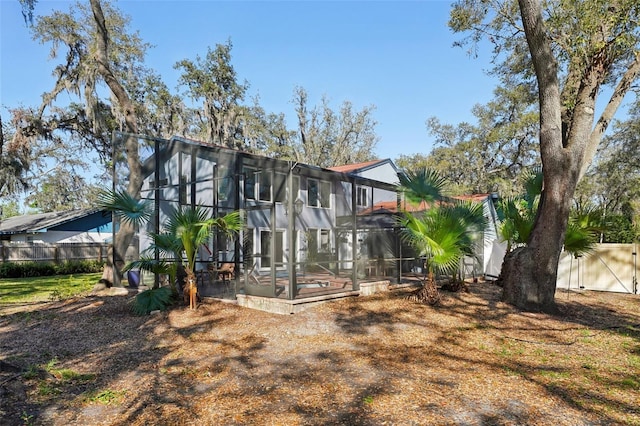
[0,208,112,243]
[0,208,115,265]
[137,136,400,306]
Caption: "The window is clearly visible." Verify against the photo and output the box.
[217,176,231,202]
[307,228,331,256]
[274,173,287,203]
[356,187,368,207]
[259,171,271,202]
[243,228,254,267]
[320,229,331,252]
[244,167,256,200]
[308,179,330,208]
[260,230,283,268]
[179,174,188,205]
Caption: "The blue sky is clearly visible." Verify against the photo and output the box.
[1,0,498,161]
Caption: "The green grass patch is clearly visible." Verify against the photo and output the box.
[618,377,640,390]
[0,273,101,304]
[44,357,97,382]
[85,389,127,405]
[37,381,61,396]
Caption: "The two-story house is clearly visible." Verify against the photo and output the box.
[137,136,400,309]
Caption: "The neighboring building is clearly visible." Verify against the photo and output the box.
[0,209,115,265]
[0,209,112,243]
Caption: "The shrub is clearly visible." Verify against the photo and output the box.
[0,262,24,278]
[55,260,104,275]
[0,260,104,278]
[132,287,173,315]
[27,262,57,277]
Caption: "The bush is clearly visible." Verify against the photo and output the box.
[55,260,104,275]
[0,260,104,278]
[0,262,24,278]
[28,262,57,277]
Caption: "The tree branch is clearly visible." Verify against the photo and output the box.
[580,51,640,178]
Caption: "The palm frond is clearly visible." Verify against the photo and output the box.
[98,189,152,228]
[142,233,183,259]
[399,201,481,276]
[123,257,174,275]
[564,204,604,258]
[132,287,173,315]
[522,168,543,207]
[399,168,447,204]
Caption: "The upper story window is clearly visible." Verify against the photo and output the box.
[244,167,256,200]
[356,187,368,207]
[307,179,330,208]
[217,176,231,202]
[245,167,275,202]
[259,171,271,202]
[179,174,188,205]
[274,173,287,203]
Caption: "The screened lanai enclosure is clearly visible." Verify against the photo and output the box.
[109,133,437,303]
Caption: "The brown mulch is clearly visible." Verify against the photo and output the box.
[1,283,639,425]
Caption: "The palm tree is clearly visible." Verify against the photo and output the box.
[497,170,604,258]
[99,189,242,312]
[496,170,606,288]
[398,168,486,303]
[496,169,542,252]
[563,204,605,258]
[165,205,241,308]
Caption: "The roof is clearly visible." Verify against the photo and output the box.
[360,194,494,215]
[0,208,106,235]
[328,159,390,174]
[146,136,400,191]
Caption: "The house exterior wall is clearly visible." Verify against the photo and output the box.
[8,230,110,244]
[354,162,400,185]
[140,142,380,275]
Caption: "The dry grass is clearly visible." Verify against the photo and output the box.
[1,283,639,425]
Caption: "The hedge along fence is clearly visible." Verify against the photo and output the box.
[0,259,105,279]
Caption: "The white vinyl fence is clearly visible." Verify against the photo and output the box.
[557,243,639,294]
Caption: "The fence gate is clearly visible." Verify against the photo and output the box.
[557,243,638,294]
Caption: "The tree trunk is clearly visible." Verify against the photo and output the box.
[91,0,142,287]
[501,152,580,312]
[501,0,638,312]
[501,0,572,313]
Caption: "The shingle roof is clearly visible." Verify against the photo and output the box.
[360,194,492,215]
[328,159,387,173]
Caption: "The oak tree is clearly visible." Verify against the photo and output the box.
[451,0,640,312]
